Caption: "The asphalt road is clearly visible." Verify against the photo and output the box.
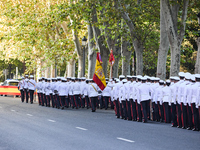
[0,97,200,150]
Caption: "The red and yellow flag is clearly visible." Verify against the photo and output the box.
[109,50,115,66]
[93,52,106,90]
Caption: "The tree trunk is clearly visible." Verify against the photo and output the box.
[195,37,200,73]
[122,39,131,76]
[67,59,75,77]
[45,67,50,78]
[134,41,143,75]
[51,65,55,78]
[88,23,96,79]
[156,0,169,80]
[170,43,181,76]
[72,31,83,78]
[162,0,189,76]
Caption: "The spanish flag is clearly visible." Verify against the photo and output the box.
[93,52,106,90]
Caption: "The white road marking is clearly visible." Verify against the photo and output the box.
[27,114,33,116]
[76,127,88,131]
[48,119,56,123]
[117,137,135,143]
[11,110,16,112]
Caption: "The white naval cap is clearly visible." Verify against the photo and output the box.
[122,79,127,83]
[174,77,180,81]
[109,79,113,82]
[178,72,185,77]
[116,79,120,82]
[166,80,171,83]
[29,75,34,78]
[47,78,51,81]
[81,77,86,80]
[159,80,164,83]
[119,75,125,79]
[132,76,137,78]
[25,75,29,77]
[61,77,67,81]
[127,75,132,78]
[150,77,154,81]
[191,75,196,81]
[185,72,191,80]
[195,74,200,79]
[136,75,142,79]
[141,77,147,81]
[154,77,160,81]
[21,76,25,79]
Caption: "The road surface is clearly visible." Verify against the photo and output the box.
[0,97,199,150]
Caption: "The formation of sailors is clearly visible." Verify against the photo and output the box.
[18,72,200,131]
[110,73,200,132]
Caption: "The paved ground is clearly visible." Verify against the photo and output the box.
[0,96,200,150]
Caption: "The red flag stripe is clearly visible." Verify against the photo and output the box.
[93,74,105,91]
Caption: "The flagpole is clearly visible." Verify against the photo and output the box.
[110,65,113,79]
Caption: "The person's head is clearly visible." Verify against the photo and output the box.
[141,77,147,83]
[166,80,171,86]
[25,75,29,79]
[195,74,200,82]
[127,75,132,81]
[178,72,185,80]
[159,80,164,86]
[119,75,125,81]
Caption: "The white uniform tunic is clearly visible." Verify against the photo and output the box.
[72,81,81,95]
[18,79,25,90]
[24,79,29,89]
[36,81,42,93]
[58,82,68,96]
[191,82,200,108]
[28,79,36,91]
[137,83,151,102]
[162,86,171,104]
[89,83,99,97]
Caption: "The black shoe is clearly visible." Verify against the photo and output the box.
[61,107,64,110]
[31,102,33,104]
[116,116,120,118]
[124,118,127,120]
[143,120,147,123]
[137,120,142,122]
[187,127,192,130]
[177,126,182,128]
[182,126,186,129]
[192,128,199,131]
[171,125,177,127]
[92,110,95,112]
